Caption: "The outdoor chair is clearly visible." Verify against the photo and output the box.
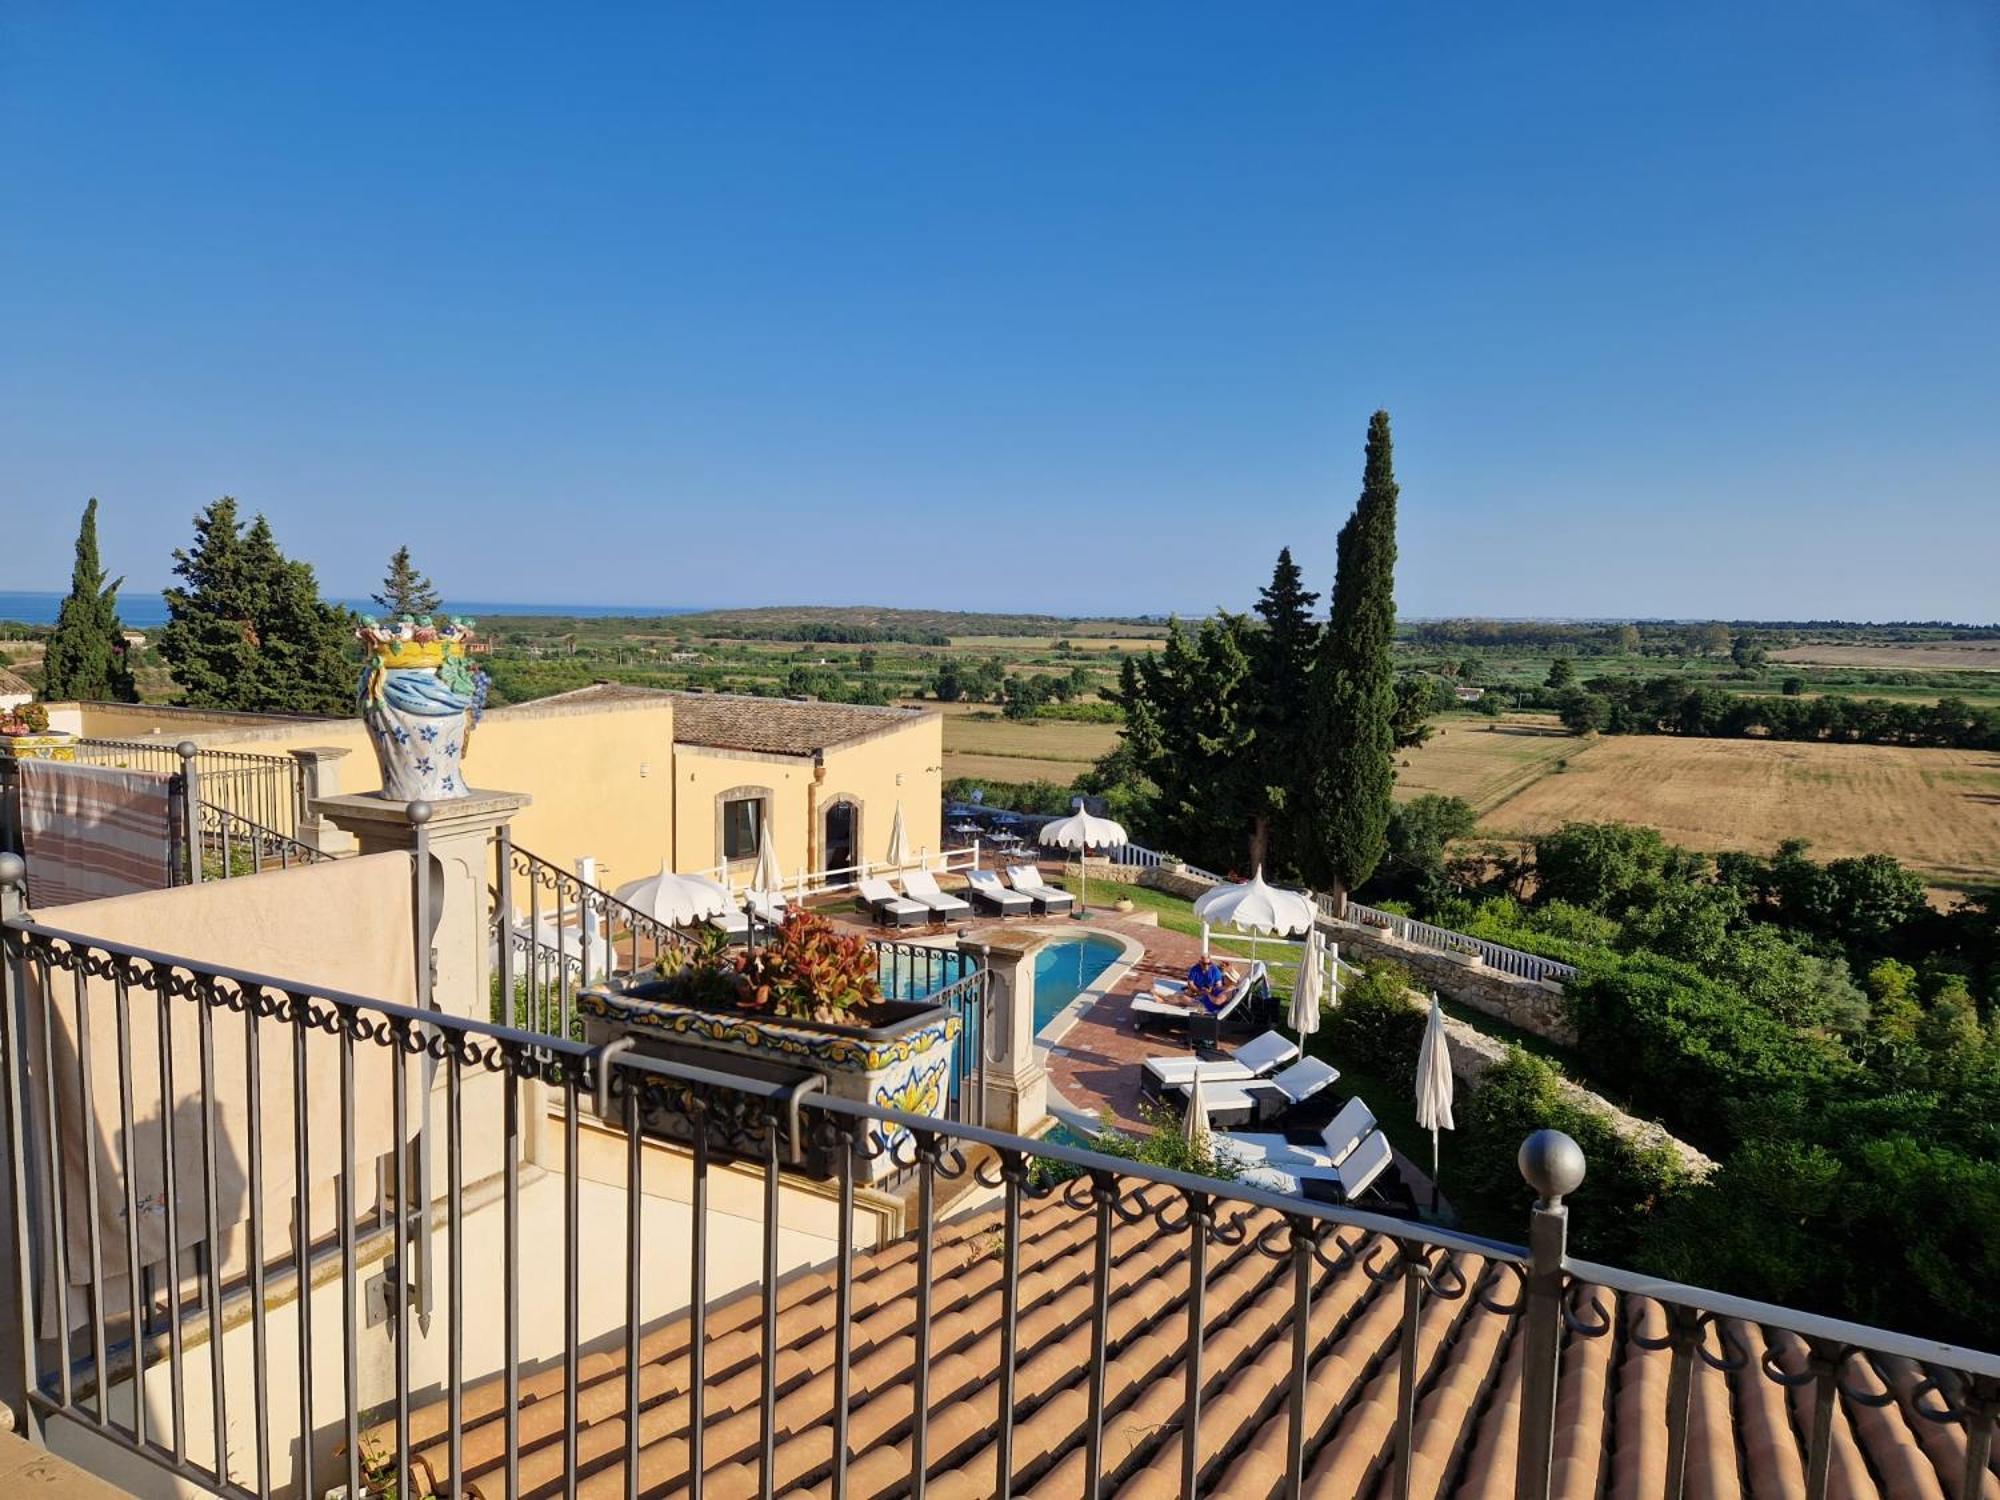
[1139,1029,1298,1101]
[1239,1128,1395,1204]
[859,877,929,928]
[1214,1094,1375,1173]
[966,868,1033,917]
[1178,1053,1339,1124]
[899,869,972,920]
[1131,960,1269,1036]
[1005,865,1074,915]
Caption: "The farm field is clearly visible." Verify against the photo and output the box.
[1392,715,1579,814]
[1476,736,2000,890]
[1769,643,2000,671]
[930,704,1121,782]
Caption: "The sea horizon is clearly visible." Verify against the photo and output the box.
[0,590,704,628]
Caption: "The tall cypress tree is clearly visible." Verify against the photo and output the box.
[1298,410,1400,908]
[1247,546,1320,872]
[42,498,137,702]
[159,499,356,715]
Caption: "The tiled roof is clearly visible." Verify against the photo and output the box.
[534,684,924,756]
[379,1192,1983,1499]
[0,667,33,696]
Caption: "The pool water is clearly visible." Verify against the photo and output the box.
[1034,934,1125,1032]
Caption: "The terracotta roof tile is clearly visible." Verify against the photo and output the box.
[531,684,926,756]
[384,1192,1995,1500]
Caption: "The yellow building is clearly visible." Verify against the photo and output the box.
[40,685,943,893]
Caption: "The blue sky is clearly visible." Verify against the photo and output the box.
[3,4,1996,620]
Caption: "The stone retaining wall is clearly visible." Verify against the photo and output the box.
[1322,918,1578,1046]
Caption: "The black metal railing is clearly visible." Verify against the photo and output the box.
[71,740,305,846]
[7,867,1994,1500]
[188,800,325,883]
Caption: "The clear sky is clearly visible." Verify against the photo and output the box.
[3,4,1996,621]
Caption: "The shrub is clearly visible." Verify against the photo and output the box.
[1322,961,1426,1075]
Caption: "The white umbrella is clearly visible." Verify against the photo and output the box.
[1289,935,1324,1040]
[614,861,732,926]
[884,802,909,868]
[750,827,783,897]
[1037,806,1127,914]
[1193,867,1315,973]
[1415,992,1456,1203]
[1183,1068,1210,1151]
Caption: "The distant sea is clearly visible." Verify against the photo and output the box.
[0,591,700,628]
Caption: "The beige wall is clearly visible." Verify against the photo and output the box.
[817,713,943,871]
[192,700,679,891]
[673,744,814,881]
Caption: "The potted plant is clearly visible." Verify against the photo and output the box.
[0,703,75,760]
[579,910,962,1182]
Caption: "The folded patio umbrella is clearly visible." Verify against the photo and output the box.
[885,801,909,868]
[1415,992,1456,1197]
[1183,1068,1210,1150]
[1289,934,1324,1041]
[751,826,784,897]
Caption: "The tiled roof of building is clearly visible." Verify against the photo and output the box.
[380,1193,1983,1499]
[533,683,924,756]
[0,666,33,696]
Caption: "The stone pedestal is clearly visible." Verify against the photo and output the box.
[312,789,531,1024]
[288,746,358,857]
[965,929,1057,1135]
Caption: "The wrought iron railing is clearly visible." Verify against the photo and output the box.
[1,876,1997,1500]
[188,800,325,882]
[71,739,305,845]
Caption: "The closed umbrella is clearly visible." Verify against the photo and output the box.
[884,802,909,869]
[750,827,783,897]
[1183,1068,1210,1151]
[1037,805,1127,915]
[614,861,732,926]
[1415,992,1456,1206]
[1289,934,1324,1040]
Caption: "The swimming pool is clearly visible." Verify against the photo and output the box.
[1034,934,1126,1033]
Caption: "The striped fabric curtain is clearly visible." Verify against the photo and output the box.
[18,758,178,907]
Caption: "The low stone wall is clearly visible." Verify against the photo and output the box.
[1433,1011,1717,1180]
[1139,866,1218,902]
[1322,918,1578,1046]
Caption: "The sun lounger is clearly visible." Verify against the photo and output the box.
[1005,865,1074,915]
[706,907,751,941]
[1178,1054,1340,1122]
[1133,961,1269,1036]
[900,869,972,920]
[1240,1128,1395,1204]
[859,877,929,928]
[966,868,1033,917]
[1216,1095,1376,1171]
[1191,961,1269,1044]
[1140,1031,1299,1098]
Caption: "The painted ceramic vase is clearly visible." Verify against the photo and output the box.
[356,617,488,800]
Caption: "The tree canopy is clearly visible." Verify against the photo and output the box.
[371,544,442,618]
[41,497,137,703]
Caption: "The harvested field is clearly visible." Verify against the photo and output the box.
[1770,643,2000,671]
[933,707,1120,783]
[1393,716,1578,814]
[941,752,1096,784]
[1483,736,2000,889]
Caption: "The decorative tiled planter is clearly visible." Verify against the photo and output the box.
[578,982,961,1183]
[0,732,78,762]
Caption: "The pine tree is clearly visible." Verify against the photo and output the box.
[1297,410,1401,909]
[42,498,137,702]
[372,545,442,618]
[1247,546,1320,871]
[159,499,357,715]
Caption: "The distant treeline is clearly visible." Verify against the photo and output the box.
[1561,676,2000,750]
[700,622,951,645]
[1405,619,2000,651]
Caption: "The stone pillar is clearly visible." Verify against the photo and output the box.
[289,746,358,857]
[312,789,531,1023]
[966,929,1058,1135]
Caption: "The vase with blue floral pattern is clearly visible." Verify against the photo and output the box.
[356,616,488,800]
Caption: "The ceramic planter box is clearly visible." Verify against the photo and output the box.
[0,732,78,761]
[578,981,961,1184]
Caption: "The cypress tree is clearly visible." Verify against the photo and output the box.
[1248,546,1320,872]
[42,498,137,702]
[372,545,442,618]
[159,499,356,715]
[1298,410,1400,908]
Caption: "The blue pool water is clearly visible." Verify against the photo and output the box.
[1034,935,1125,1032]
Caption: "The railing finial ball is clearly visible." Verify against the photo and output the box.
[407,800,433,826]
[175,740,199,759]
[1519,1129,1586,1206]
[0,851,24,888]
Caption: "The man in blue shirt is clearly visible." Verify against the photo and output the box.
[1186,955,1236,1013]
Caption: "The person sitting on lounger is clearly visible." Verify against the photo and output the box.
[1185,955,1236,1013]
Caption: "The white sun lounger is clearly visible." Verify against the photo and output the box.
[966,869,1033,916]
[859,877,929,928]
[1132,962,1269,1039]
[1006,865,1074,915]
[900,869,971,919]
[1141,1031,1298,1094]
[1241,1128,1395,1204]
[1216,1096,1377,1171]
[1180,1054,1340,1119]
